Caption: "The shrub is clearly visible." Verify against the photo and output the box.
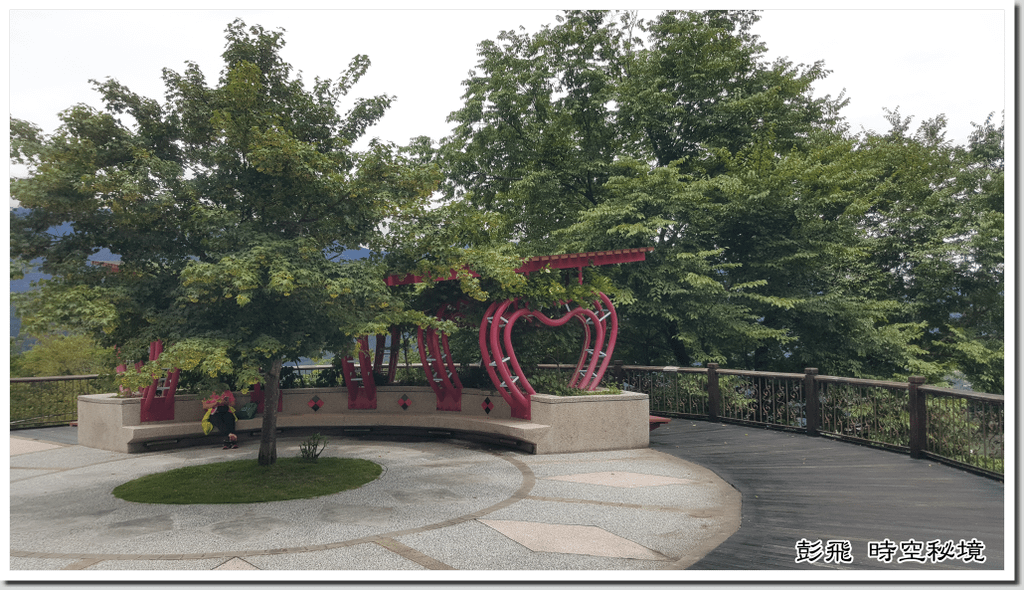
[298,433,328,462]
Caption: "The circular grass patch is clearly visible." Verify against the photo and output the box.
[113,457,383,504]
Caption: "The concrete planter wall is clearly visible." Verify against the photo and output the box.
[78,386,650,454]
[529,392,651,453]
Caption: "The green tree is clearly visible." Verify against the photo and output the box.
[851,111,1005,391]
[10,332,116,379]
[440,9,1002,389]
[616,10,844,169]
[942,115,1004,392]
[442,10,852,368]
[10,20,445,465]
[556,130,928,377]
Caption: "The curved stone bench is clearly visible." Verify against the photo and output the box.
[78,386,651,455]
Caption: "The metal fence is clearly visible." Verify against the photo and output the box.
[612,363,1004,480]
[278,363,436,388]
[9,375,111,429]
[815,375,912,451]
[920,385,1004,476]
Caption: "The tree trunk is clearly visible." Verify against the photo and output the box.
[663,323,691,367]
[257,357,283,466]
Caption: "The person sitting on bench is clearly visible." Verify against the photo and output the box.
[202,391,239,449]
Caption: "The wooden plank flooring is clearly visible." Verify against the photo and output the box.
[650,420,1006,570]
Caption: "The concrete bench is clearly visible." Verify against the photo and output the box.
[125,411,547,454]
[78,386,652,455]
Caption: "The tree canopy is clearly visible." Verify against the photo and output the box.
[437,9,1004,391]
[12,20,454,464]
[11,8,1004,421]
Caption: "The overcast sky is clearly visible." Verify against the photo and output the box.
[8,5,1011,156]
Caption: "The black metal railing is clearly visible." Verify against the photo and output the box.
[918,384,1004,476]
[611,362,1003,480]
[814,375,912,451]
[278,362,434,389]
[9,375,111,429]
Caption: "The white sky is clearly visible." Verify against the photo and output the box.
[7,5,1012,153]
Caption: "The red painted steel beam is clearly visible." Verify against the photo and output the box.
[384,268,479,287]
[514,248,654,274]
[384,248,653,287]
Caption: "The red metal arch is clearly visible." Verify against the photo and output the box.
[479,293,618,420]
[130,249,648,423]
[116,340,179,423]
[418,302,466,411]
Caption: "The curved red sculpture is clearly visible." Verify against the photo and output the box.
[375,249,651,420]
[479,293,618,419]
[418,302,466,411]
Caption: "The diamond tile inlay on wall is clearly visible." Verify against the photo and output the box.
[308,396,324,412]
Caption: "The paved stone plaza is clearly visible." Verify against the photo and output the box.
[10,428,739,576]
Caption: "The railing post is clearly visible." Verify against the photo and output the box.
[612,360,625,384]
[804,368,819,436]
[707,363,720,422]
[908,375,927,459]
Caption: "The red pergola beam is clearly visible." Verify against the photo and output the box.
[384,247,653,287]
[384,268,478,287]
[514,248,654,274]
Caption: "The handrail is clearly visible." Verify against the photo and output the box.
[10,374,101,383]
[719,368,805,380]
[813,374,910,389]
[612,364,707,374]
[10,374,109,430]
[604,361,1003,480]
[919,384,1004,404]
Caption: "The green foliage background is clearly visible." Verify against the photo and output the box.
[437,10,1004,392]
[11,10,1004,404]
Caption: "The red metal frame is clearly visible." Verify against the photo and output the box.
[342,336,377,409]
[129,249,649,422]
[480,300,531,419]
[384,248,648,420]
[478,293,619,420]
[115,340,179,422]
[417,303,465,411]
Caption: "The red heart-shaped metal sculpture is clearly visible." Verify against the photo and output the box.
[480,292,617,419]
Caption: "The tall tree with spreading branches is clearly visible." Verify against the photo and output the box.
[439,9,1002,388]
[11,20,448,465]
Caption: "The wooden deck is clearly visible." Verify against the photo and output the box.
[650,420,1005,570]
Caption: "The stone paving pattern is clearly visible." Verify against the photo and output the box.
[10,428,739,574]
[9,422,1008,581]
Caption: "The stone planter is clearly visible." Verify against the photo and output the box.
[77,386,650,454]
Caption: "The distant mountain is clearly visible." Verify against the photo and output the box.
[335,248,372,260]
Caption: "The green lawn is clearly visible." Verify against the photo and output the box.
[113,457,382,504]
